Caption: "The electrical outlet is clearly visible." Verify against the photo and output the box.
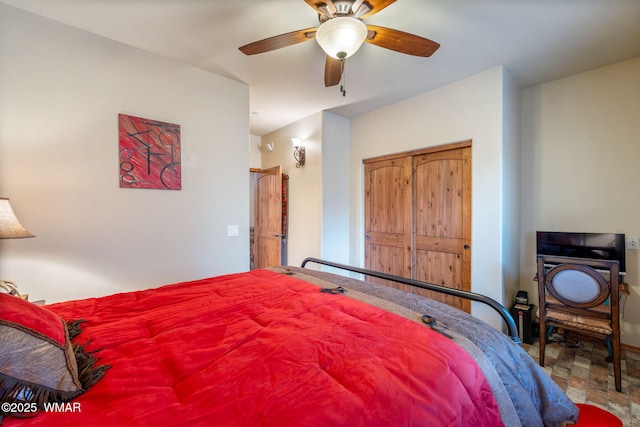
[626,236,639,250]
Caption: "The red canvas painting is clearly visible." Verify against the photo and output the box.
[119,114,181,190]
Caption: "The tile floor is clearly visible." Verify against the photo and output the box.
[521,334,640,426]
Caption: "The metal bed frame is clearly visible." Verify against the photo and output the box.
[301,257,521,344]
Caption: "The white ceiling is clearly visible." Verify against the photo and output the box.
[3,0,640,136]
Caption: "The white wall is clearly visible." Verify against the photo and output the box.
[0,5,250,303]
[348,67,511,328]
[249,134,262,169]
[261,113,323,267]
[520,56,640,346]
[501,70,522,306]
[321,112,350,265]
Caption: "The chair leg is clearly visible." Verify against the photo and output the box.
[612,334,622,392]
[539,325,548,367]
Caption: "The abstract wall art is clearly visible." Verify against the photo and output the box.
[118,114,181,190]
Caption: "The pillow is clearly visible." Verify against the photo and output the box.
[0,293,108,419]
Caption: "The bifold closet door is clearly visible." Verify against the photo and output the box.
[364,156,412,292]
[412,146,471,313]
[363,142,471,312]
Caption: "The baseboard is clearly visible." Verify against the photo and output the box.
[621,343,640,354]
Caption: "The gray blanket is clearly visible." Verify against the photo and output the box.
[272,266,579,427]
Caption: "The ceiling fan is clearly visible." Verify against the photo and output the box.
[239,0,440,93]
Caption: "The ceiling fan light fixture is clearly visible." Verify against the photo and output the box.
[315,17,367,59]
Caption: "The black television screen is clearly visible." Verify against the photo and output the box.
[536,231,626,273]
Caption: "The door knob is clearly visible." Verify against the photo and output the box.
[464,244,470,250]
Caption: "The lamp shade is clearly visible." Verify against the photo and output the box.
[315,17,368,59]
[0,198,34,239]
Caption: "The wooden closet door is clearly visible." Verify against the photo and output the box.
[364,156,412,291]
[413,146,471,312]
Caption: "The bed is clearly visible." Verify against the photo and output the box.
[1,258,578,426]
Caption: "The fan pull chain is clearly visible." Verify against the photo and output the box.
[339,58,346,97]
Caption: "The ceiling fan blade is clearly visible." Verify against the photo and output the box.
[365,25,440,57]
[304,0,337,17]
[324,55,342,87]
[354,0,396,19]
[239,28,317,55]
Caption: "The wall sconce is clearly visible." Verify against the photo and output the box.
[291,138,305,168]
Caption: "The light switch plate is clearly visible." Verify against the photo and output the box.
[626,236,639,250]
[227,225,239,237]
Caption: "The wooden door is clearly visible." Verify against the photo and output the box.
[254,166,282,268]
[364,156,412,291]
[413,146,471,312]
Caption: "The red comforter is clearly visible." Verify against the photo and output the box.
[6,269,503,426]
